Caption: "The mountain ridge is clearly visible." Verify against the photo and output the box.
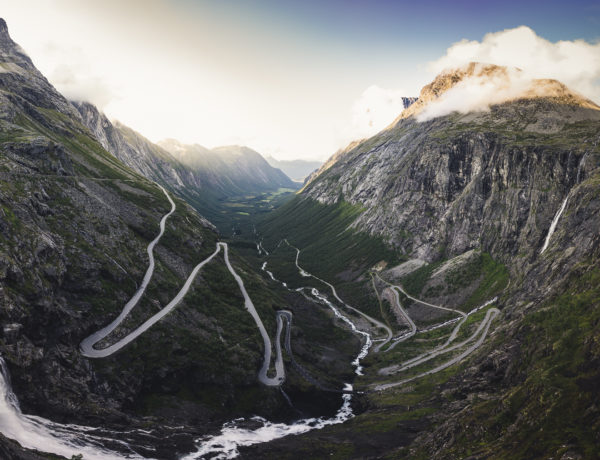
[72,101,298,234]
[256,62,600,459]
[265,155,323,182]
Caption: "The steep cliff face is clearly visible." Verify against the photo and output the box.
[255,64,600,459]
[72,101,193,191]
[73,102,298,236]
[302,65,600,268]
[0,19,80,123]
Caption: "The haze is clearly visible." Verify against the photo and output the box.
[3,0,599,160]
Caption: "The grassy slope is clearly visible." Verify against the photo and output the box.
[242,264,599,459]
[423,266,600,460]
[0,105,301,423]
[183,187,297,238]
[0,95,365,435]
[258,196,401,321]
[399,251,509,312]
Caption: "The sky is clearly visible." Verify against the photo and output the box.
[2,0,600,160]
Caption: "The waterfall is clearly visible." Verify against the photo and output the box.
[0,357,141,459]
[540,153,588,255]
[576,152,588,185]
[540,196,569,254]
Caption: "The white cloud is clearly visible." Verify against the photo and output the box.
[347,27,600,136]
[429,26,600,104]
[350,85,411,138]
[416,65,534,121]
[43,45,115,108]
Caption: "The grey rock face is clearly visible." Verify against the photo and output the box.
[0,19,80,122]
[401,96,418,109]
[72,101,190,189]
[303,93,600,268]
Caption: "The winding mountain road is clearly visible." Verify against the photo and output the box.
[389,287,417,337]
[372,272,500,389]
[375,272,466,318]
[374,308,499,391]
[222,242,285,386]
[80,183,500,397]
[283,240,393,349]
[80,185,288,387]
[374,272,466,352]
[80,244,221,358]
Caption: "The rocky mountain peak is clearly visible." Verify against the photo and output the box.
[158,138,187,157]
[398,62,599,122]
[0,17,31,66]
[0,18,80,120]
[158,138,212,159]
[422,62,509,102]
[213,145,259,158]
[522,78,599,108]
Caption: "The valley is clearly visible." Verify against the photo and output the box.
[0,13,599,460]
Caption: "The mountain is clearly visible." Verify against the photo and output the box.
[72,101,298,234]
[257,63,600,458]
[265,156,323,182]
[72,101,192,191]
[158,140,300,234]
[159,140,297,195]
[3,10,600,458]
[299,63,600,262]
[400,95,418,108]
[0,18,358,458]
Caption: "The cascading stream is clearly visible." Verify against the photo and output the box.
[182,241,376,459]
[0,180,505,459]
[0,358,143,460]
[540,152,588,254]
[0,185,292,459]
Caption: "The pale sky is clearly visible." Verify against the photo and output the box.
[2,0,600,160]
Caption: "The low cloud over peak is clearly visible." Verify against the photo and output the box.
[350,85,416,138]
[402,26,600,122]
[412,62,599,122]
[429,26,600,104]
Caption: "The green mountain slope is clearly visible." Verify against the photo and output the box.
[0,18,359,458]
[254,64,600,458]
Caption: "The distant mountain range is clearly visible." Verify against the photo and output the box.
[74,101,296,199]
[265,156,323,182]
[159,140,295,194]
[72,101,297,233]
